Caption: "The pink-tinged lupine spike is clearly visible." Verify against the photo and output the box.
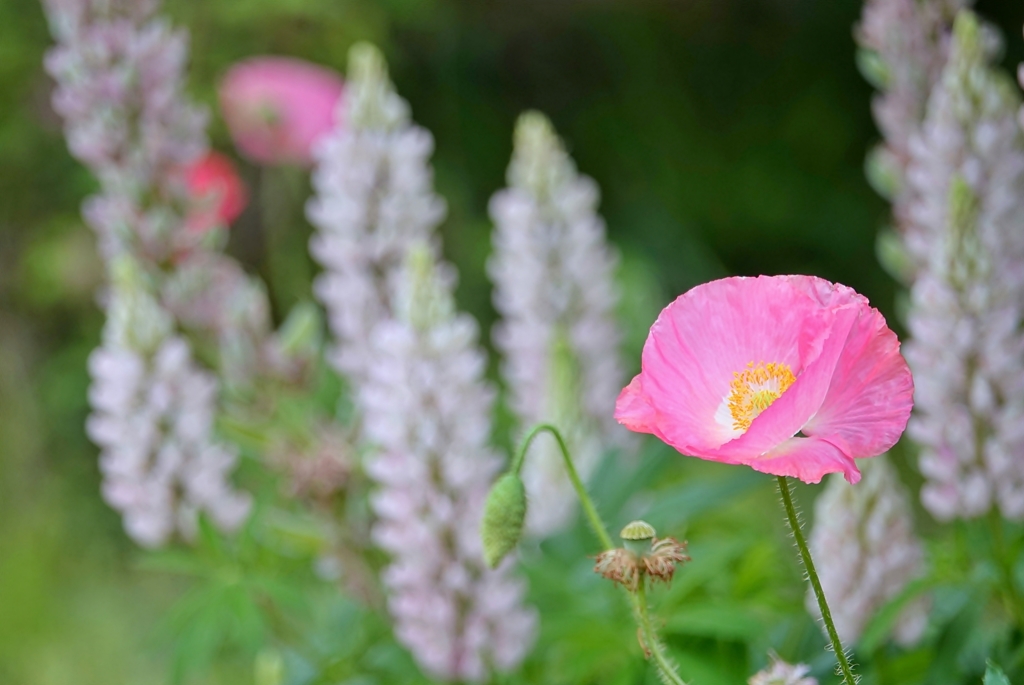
[856,0,968,178]
[616,275,913,485]
[219,56,344,167]
[361,247,537,681]
[42,0,268,545]
[42,0,269,349]
[902,13,1024,521]
[43,0,208,262]
[307,43,445,389]
[87,262,251,546]
[488,111,629,535]
[808,456,928,646]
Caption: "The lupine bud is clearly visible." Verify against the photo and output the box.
[481,473,528,568]
[276,301,322,357]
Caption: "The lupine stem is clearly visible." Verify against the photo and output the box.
[777,475,857,685]
[513,423,686,685]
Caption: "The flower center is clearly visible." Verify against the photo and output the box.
[727,361,796,432]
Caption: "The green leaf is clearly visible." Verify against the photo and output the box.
[984,661,1011,685]
[663,602,764,641]
[642,469,763,525]
[858,576,933,652]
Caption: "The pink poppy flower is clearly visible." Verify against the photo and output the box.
[616,275,913,484]
[219,56,344,166]
[183,151,248,233]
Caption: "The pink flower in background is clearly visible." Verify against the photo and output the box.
[616,275,913,484]
[219,56,344,166]
[184,151,248,232]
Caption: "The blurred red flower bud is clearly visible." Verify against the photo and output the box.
[184,151,247,233]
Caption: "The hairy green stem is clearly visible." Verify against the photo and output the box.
[514,424,686,685]
[633,577,686,685]
[776,476,857,685]
[511,423,614,551]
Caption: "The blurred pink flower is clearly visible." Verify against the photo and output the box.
[616,275,913,484]
[184,151,247,232]
[219,56,344,166]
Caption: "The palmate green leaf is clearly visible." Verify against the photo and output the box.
[196,513,232,562]
[249,575,310,616]
[164,583,235,683]
[162,576,274,683]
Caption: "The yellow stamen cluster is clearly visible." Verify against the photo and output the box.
[727,361,796,432]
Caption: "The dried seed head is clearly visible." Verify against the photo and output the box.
[643,538,690,585]
[594,548,641,591]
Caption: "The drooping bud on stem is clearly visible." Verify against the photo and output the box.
[481,473,528,568]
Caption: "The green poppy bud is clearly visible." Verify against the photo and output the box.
[481,473,527,568]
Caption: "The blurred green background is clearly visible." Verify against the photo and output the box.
[3,0,1024,683]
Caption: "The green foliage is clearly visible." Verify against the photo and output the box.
[5,0,1024,683]
[984,661,1011,685]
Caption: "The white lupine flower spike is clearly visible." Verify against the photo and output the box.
[307,43,445,391]
[489,111,628,536]
[856,0,968,196]
[87,260,251,546]
[807,456,928,646]
[903,12,1024,520]
[361,246,537,682]
[43,0,208,263]
[43,0,255,543]
[308,44,536,680]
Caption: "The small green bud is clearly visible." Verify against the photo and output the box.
[620,520,656,556]
[481,473,527,568]
[277,301,322,356]
[864,144,901,202]
[875,229,913,286]
[255,649,284,685]
[855,48,890,90]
